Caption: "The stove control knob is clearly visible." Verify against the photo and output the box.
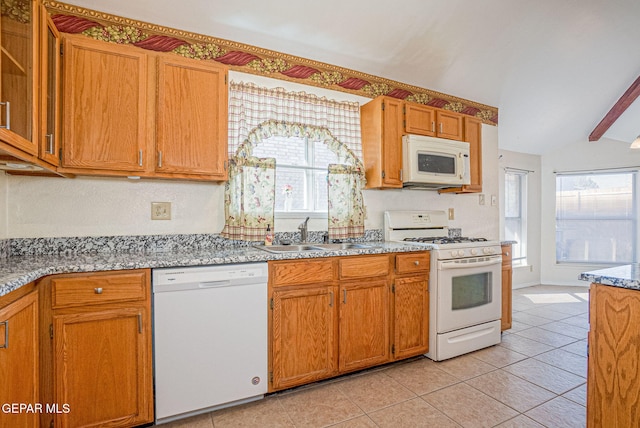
[483,247,495,255]
[470,249,478,256]
[450,250,458,258]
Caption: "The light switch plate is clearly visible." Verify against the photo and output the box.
[151,202,171,220]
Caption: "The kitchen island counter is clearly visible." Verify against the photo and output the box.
[579,263,640,290]
[0,241,433,297]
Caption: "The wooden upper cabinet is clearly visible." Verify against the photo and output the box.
[61,35,149,173]
[156,54,228,179]
[38,7,61,167]
[60,35,229,180]
[435,110,463,140]
[0,0,39,155]
[439,116,483,194]
[405,103,436,136]
[403,102,463,140]
[361,96,403,189]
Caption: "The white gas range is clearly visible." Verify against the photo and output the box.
[385,210,502,361]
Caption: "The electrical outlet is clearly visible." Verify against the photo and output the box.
[491,195,497,206]
[151,202,171,220]
[448,208,455,220]
[478,194,485,205]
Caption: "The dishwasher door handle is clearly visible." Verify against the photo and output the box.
[198,280,233,288]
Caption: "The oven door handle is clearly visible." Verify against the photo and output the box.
[438,256,503,270]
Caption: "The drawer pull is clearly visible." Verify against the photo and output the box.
[0,320,8,349]
[504,252,510,257]
[94,287,103,294]
[343,289,347,304]
[414,261,420,266]
[0,101,10,130]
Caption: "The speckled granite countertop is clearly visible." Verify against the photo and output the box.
[0,241,432,298]
[579,264,640,290]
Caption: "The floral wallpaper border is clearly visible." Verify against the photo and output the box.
[43,0,498,125]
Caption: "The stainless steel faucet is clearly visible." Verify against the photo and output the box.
[298,217,310,242]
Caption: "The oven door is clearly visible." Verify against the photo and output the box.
[435,255,502,333]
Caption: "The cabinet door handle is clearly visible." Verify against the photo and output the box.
[400,169,403,181]
[94,287,103,294]
[431,121,435,133]
[329,291,334,307]
[0,320,7,349]
[0,101,10,130]
[439,123,443,133]
[46,134,54,154]
[137,314,143,334]
[504,252,510,257]
[158,151,163,168]
[138,150,143,167]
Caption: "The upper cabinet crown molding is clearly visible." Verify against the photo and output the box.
[42,0,498,126]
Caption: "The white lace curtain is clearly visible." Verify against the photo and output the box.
[221,82,365,241]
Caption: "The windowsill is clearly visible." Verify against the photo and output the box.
[276,211,328,220]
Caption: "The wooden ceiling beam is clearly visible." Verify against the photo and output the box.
[589,74,640,141]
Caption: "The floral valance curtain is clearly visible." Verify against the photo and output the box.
[223,81,365,241]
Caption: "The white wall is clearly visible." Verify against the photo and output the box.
[498,149,542,288]
[4,72,499,239]
[540,137,640,285]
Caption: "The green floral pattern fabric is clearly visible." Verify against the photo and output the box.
[328,164,366,239]
[220,157,276,241]
[224,82,366,241]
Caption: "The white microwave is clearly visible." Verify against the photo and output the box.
[402,134,471,189]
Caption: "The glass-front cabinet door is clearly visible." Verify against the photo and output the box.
[0,0,38,154]
[39,6,59,165]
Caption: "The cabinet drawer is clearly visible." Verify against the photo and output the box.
[271,259,335,287]
[396,253,430,274]
[339,255,390,279]
[52,271,148,309]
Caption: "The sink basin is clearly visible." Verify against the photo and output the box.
[254,242,380,253]
[314,243,379,250]
[255,244,326,253]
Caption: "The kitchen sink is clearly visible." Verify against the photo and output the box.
[314,243,380,250]
[255,244,326,253]
[255,243,380,253]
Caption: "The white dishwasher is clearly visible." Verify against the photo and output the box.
[152,262,268,424]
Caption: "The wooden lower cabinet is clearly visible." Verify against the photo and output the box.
[270,285,338,390]
[501,244,513,331]
[0,286,39,428]
[339,279,390,372]
[392,275,429,359]
[39,270,153,428]
[587,283,640,427]
[268,252,429,392]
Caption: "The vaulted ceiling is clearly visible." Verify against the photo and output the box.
[62,0,640,155]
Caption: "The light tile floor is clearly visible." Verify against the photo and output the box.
[161,285,589,428]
